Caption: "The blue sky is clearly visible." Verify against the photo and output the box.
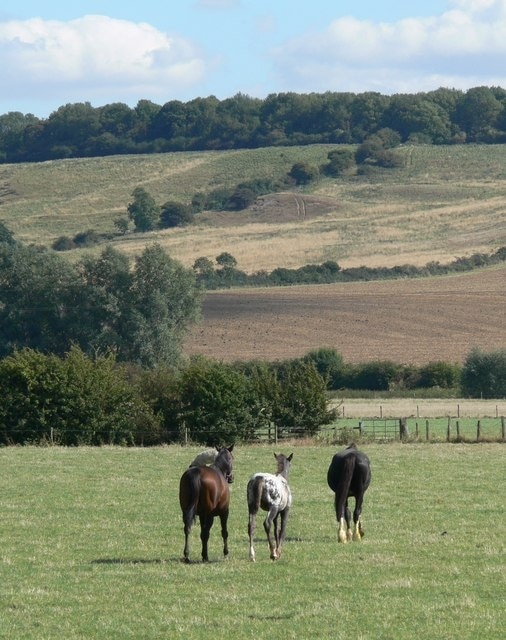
[1,0,505,117]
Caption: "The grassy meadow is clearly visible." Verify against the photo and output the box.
[1,443,504,639]
[1,143,505,272]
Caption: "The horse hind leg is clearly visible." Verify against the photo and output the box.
[352,495,365,541]
[200,515,213,562]
[276,509,290,559]
[182,511,194,563]
[248,510,257,561]
[345,501,353,542]
[264,508,279,560]
[219,510,230,560]
[335,495,348,544]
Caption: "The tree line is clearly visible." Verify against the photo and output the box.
[1,86,506,163]
[0,345,504,446]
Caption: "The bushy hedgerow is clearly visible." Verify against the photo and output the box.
[0,347,157,445]
[193,247,506,289]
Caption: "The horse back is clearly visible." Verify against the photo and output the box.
[327,449,371,495]
[197,466,230,515]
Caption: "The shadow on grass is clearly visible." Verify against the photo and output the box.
[91,556,231,565]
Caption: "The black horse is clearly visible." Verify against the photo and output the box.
[327,443,371,543]
[179,445,234,563]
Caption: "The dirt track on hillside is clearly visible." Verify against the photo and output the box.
[182,267,506,365]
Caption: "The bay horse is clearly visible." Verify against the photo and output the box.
[247,452,293,561]
[179,445,234,563]
[327,443,371,543]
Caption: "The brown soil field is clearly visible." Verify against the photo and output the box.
[182,266,506,365]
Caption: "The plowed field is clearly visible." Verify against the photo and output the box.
[183,266,506,365]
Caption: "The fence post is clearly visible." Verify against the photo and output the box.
[274,423,278,445]
[425,420,430,441]
[399,418,408,441]
[502,416,505,441]
[447,417,451,442]
[456,420,460,440]
[476,420,481,441]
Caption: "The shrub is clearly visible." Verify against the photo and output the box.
[461,348,506,398]
[0,346,157,445]
[52,236,76,251]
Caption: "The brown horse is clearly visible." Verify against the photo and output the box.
[179,445,234,563]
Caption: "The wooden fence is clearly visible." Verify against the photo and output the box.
[251,416,506,444]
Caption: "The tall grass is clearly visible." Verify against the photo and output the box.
[1,444,504,639]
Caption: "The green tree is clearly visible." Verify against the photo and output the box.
[324,148,355,176]
[127,187,160,232]
[160,201,194,228]
[125,244,201,367]
[303,348,346,389]
[179,358,257,445]
[461,348,506,398]
[271,360,334,436]
[0,243,83,357]
[289,162,319,185]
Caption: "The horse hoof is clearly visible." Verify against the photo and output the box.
[183,557,191,564]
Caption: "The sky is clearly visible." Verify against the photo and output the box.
[0,0,505,118]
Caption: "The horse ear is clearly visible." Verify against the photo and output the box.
[273,452,277,459]
[216,446,220,452]
[228,444,234,453]
[288,453,293,461]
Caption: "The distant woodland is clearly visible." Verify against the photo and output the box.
[1,86,506,163]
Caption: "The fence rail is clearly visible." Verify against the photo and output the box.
[250,416,506,444]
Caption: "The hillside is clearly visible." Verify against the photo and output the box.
[0,144,505,273]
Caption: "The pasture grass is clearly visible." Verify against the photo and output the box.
[1,444,504,639]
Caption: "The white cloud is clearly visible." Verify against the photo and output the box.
[0,15,210,106]
[272,0,506,94]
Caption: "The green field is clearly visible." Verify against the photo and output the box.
[1,444,504,639]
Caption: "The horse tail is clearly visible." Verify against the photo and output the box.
[333,454,356,518]
[179,467,201,526]
[247,475,265,514]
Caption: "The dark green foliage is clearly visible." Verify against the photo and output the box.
[0,243,201,367]
[355,129,403,167]
[346,360,402,391]
[127,187,160,232]
[303,347,346,388]
[324,148,356,176]
[0,347,157,445]
[1,86,505,163]
[0,221,16,245]
[178,358,258,445]
[52,235,76,251]
[418,361,461,389]
[159,201,194,228]
[461,348,506,398]
[270,360,336,436]
[228,186,257,210]
[73,229,100,247]
[288,161,319,185]
[193,248,506,290]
